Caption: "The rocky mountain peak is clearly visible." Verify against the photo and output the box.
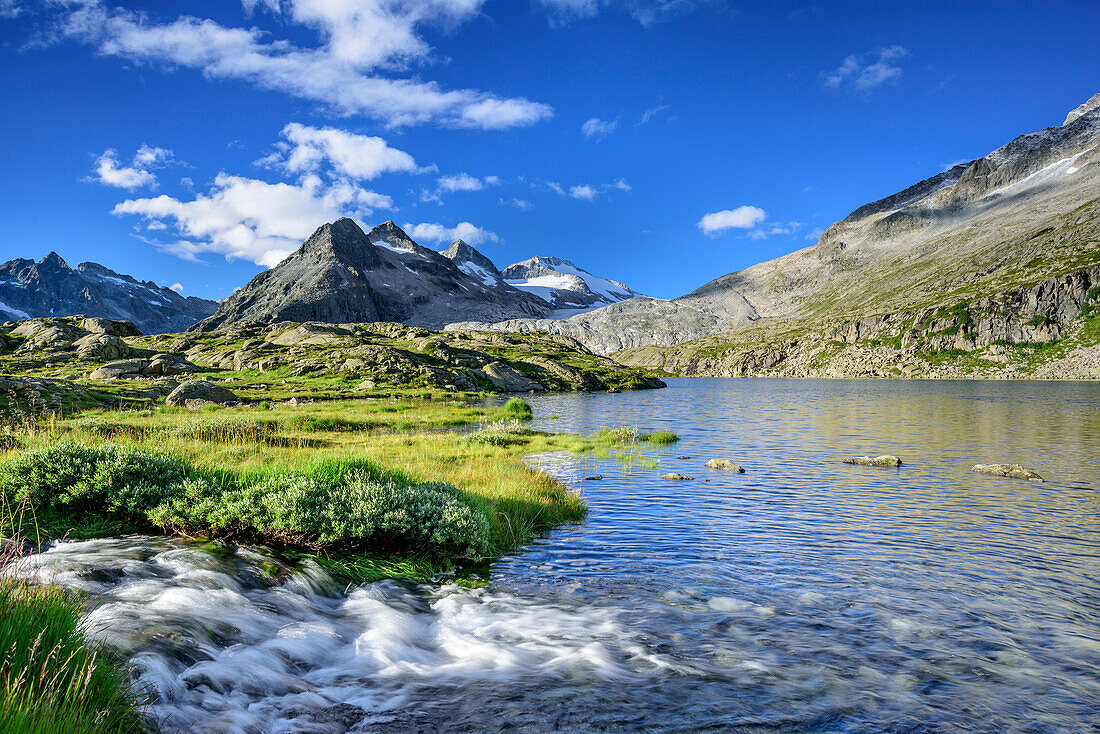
[1064,90,1100,126]
[441,239,504,286]
[37,251,71,270]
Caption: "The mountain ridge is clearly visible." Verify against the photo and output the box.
[0,252,217,334]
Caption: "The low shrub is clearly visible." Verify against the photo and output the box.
[0,444,491,559]
[501,398,533,421]
[465,420,534,447]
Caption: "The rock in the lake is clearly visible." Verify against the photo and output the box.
[705,459,746,472]
[661,472,694,481]
[584,475,603,481]
[972,464,1044,482]
[844,455,903,467]
[165,380,239,407]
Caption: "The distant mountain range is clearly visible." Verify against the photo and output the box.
[453,90,1100,358]
[1,226,641,335]
[191,220,641,331]
[0,252,216,334]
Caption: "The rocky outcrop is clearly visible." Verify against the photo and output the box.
[705,459,745,472]
[973,464,1044,482]
[0,253,216,333]
[165,380,239,408]
[844,456,903,467]
[193,220,551,332]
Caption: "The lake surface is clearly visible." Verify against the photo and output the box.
[12,379,1100,733]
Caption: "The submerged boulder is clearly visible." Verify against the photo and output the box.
[661,472,694,481]
[844,455,903,467]
[705,459,746,473]
[972,464,1044,482]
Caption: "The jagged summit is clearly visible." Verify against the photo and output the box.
[0,253,216,333]
[441,239,505,287]
[1064,90,1100,126]
[192,219,549,331]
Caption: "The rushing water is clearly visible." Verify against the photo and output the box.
[10,379,1100,733]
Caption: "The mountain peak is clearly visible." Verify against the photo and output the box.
[38,251,70,269]
[1064,90,1100,126]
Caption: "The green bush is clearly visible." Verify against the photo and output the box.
[0,443,185,525]
[0,444,491,559]
[501,398,533,421]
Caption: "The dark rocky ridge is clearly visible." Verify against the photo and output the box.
[192,219,551,332]
[0,253,216,334]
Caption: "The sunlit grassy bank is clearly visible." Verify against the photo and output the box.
[0,396,675,582]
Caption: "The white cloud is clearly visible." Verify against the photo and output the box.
[805,226,825,241]
[581,117,617,141]
[698,206,767,235]
[113,173,392,267]
[36,0,551,129]
[438,172,486,192]
[639,103,669,125]
[547,179,631,201]
[503,197,532,210]
[824,46,909,91]
[261,123,419,180]
[569,184,597,201]
[91,145,174,190]
[404,221,499,245]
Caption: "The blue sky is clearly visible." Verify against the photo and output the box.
[0,0,1096,301]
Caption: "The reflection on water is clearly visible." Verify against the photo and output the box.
[12,379,1100,732]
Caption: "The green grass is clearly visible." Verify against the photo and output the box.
[643,430,680,445]
[501,398,533,421]
[0,580,149,734]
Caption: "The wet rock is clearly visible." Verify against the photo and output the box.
[844,455,903,467]
[78,567,126,583]
[166,380,239,407]
[676,455,691,460]
[973,464,1044,482]
[584,475,603,481]
[312,702,367,728]
[705,459,746,472]
[661,472,694,481]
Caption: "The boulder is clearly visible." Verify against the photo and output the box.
[79,317,142,337]
[972,464,1044,482]
[90,359,150,380]
[661,473,694,481]
[144,353,198,376]
[844,455,903,467]
[73,333,131,361]
[705,459,746,473]
[267,322,353,346]
[481,361,545,392]
[165,380,239,407]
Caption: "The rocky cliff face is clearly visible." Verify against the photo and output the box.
[616,265,1100,380]
[192,219,551,332]
[458,91,1100,360]
[0,253,216,334]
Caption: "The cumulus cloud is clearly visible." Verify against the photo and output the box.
[438,172,487,192]
[260,123,419,180]
[29,0,551,129]
[581,117,617,141]
[403,221,499,245]
[824,46,909,91]
[698,206,767,235]
[91,145,174,190]
[113,173,391,267]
